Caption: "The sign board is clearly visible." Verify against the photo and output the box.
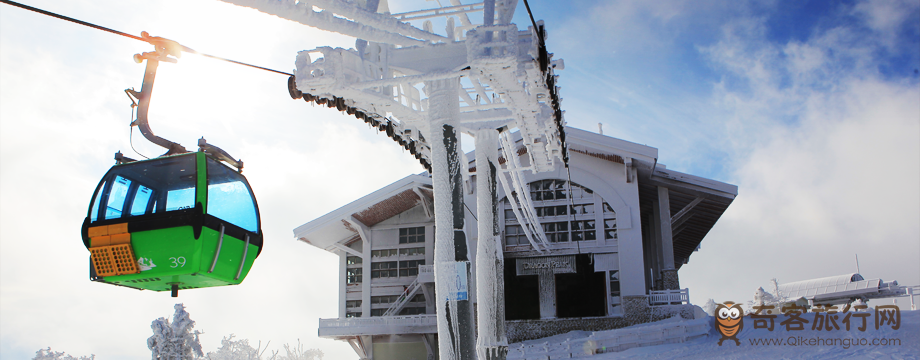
[516,255,577,276]
[594,253,619,272]
[438,261,469,301]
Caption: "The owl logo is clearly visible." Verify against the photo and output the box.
[715,301,743,346]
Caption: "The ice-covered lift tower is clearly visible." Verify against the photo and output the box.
[217,0,566,359]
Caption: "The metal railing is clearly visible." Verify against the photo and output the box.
[319,314,436,328]
[318,314,438,337]
[383,277,423,316]
[417,264,435,283]
[649,288,690,305]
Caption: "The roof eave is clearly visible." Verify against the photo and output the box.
[292,173,432,241]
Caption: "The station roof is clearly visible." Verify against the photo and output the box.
[777,273,879,300]
[293,174,432,252]
[295,126,737,265]
[637,163,737,269]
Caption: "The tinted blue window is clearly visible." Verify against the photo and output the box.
[88,154,197,224]
[105,176,132,220]
[207,159,258,232]
[166,188,195,211]
[130,185,154,216]
[90,181,106,222]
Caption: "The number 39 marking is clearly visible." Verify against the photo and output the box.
[170,256,186,268]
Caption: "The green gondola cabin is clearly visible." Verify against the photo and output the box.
[82,152,262,295]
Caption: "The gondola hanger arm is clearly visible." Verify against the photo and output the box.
[125,34,188,156]
[133,31,185,63]
[125,32,246,167]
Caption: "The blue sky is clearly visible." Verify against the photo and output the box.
[1,0,918,358]
[524,0,919,178]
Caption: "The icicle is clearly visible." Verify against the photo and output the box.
[497,132,547,252]
[500,131,550,247]
[509,156,546,246]
[498,169,542,252]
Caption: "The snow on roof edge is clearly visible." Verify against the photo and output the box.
[292,173,432,239]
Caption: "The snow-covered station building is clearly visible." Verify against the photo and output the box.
[294,127,737,359]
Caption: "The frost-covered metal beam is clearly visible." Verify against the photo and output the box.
[474,128,508,360]
[290,24,564,172]
[393,2,485,21]
[258,2,567,356]
[465,24,563,171]
[428,77,476,360]
[310,0,447,42]
[218,0,442,46]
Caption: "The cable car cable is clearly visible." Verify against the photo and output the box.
[0,0,293,76]
[521,0,568,168]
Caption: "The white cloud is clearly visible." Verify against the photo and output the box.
[682,3,920,308]
[684,75,920,307]
[852,0,920,49]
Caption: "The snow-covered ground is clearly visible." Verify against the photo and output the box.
[513,310,919,359]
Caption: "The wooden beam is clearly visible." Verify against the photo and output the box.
[658,186,675,271]
[330,242,364,258]
[671,196,703,228]
[345,216,371,243]
[413,186,433,219]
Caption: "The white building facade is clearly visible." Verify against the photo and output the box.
[294,127,737,359]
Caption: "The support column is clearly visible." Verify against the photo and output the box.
[657,186,679,290]
[348,335,374,360]
[474,128,508,360]
[661,270,680,291]
[649,200,662,290]
[347,217,374,318]
[537,270,556,319]
[423,334,439,360]
[428,78,475,360]
[339,252,347,318]
[622,295,650,326]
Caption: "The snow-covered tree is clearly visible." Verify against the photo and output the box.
[770,278,788,306]
[701,298,717,316]
[206,335,264,360]
[147,303,203,360]
[751,287,775,306]
[32,347,94,360]
[206,336,323,360]
[277,340,323,360]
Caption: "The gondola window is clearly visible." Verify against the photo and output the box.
[206,159,258,232]
[104,176,132,219]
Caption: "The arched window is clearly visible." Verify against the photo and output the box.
[502,180,617,246]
